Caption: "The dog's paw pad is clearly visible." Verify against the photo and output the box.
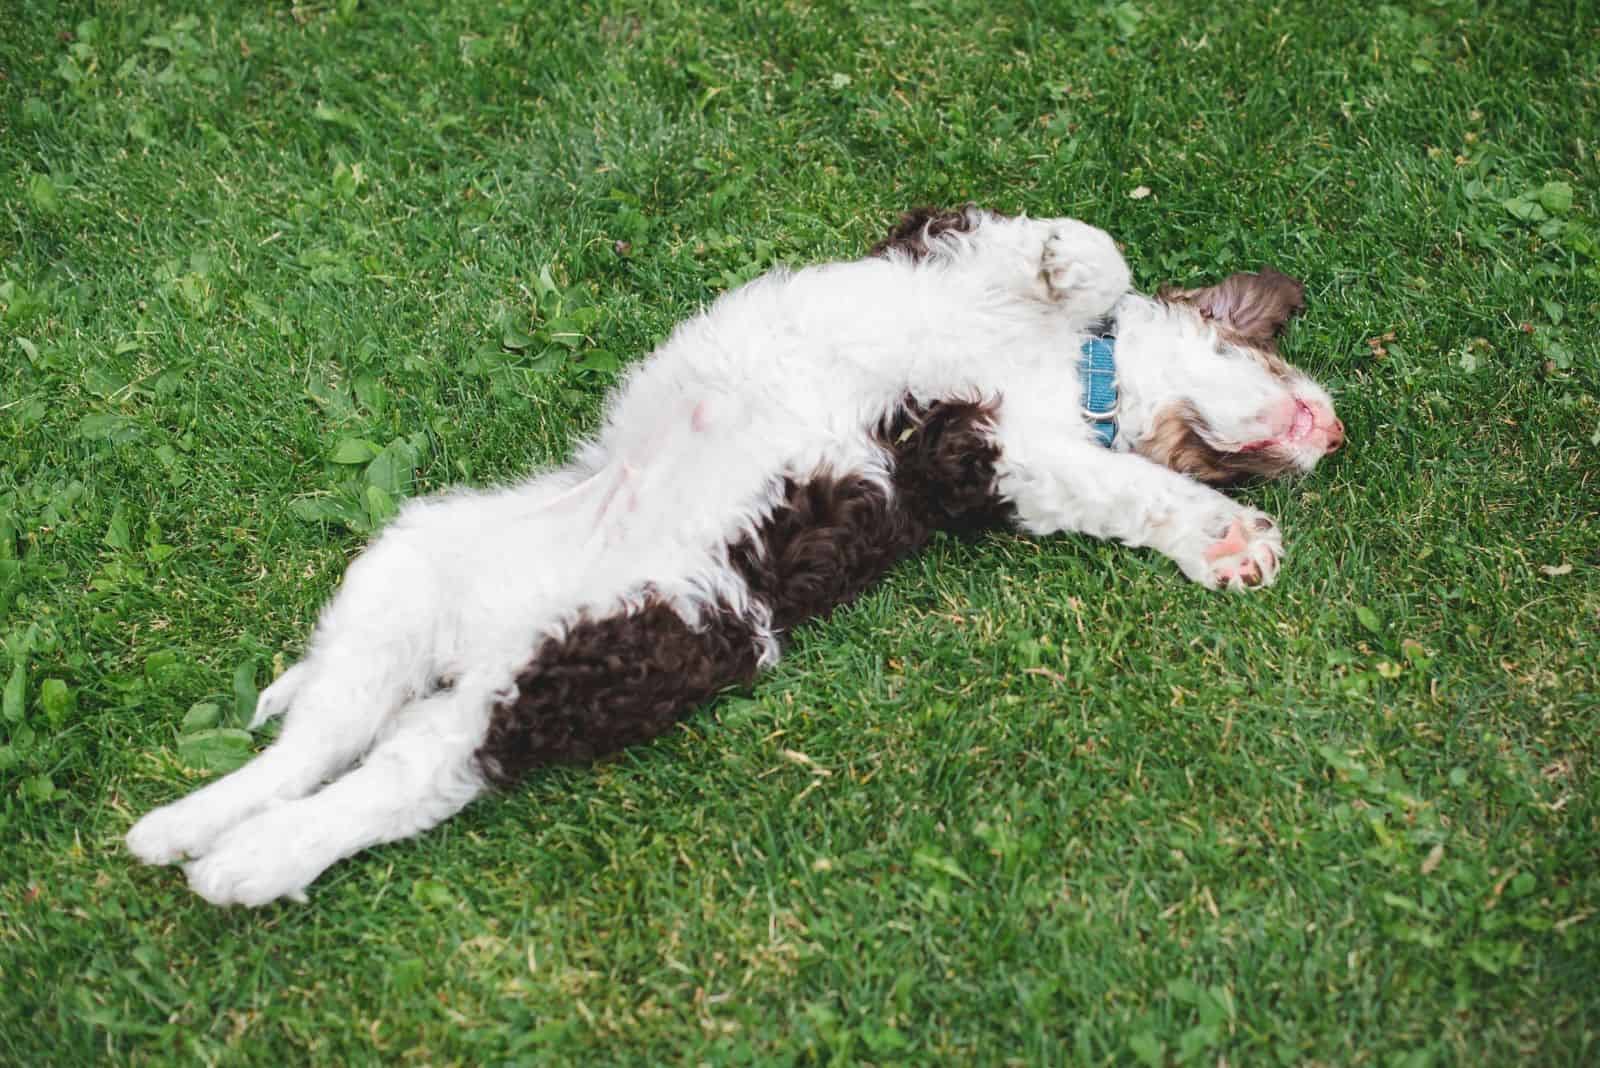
[1201,513,1282,591]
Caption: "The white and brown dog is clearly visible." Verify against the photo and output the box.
[127,207,1343,905]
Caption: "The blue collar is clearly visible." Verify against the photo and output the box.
[1078,319,1119,448]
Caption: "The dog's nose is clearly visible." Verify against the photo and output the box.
[1325,418,1344,452]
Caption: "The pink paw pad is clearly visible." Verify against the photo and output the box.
[1203,518,1250,563]
[1200,513,1281,591]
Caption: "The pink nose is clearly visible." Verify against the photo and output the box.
[1325,418,1345,452]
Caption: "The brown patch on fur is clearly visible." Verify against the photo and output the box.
[871,205,988,260]
[729,473,910,632]
[883,397,1016,535]
[733,397,1013,632]
[477,398,1015,786]
[1135,403,1300,487]
[1160,268,1306,361]
[476,597,764,785]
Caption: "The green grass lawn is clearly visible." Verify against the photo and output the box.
[2,0,1597,1063]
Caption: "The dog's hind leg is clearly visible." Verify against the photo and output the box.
[182,676,495,906]
[248,659,311,728]
[127,533,446,866]
[182,587,778,905]
[126,664,419,865]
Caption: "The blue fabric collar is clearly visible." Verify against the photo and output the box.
[1078,319,1119,448]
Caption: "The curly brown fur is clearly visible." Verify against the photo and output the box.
[731,396,1012,633]
[477,598,765,784]
[479,397,1012,783]
[871,205,989,260]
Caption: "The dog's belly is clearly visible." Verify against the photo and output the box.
[564,273,1030,587]
[474,397,1015,783]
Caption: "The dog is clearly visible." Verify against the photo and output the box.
[126,206,1343,905]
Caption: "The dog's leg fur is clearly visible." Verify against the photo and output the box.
[967,218,1282,589]
[127,521,457,864]
[887,209,1132,326]
[128,455,691,882]
[183,677,494,906]
[991,415,1283,590]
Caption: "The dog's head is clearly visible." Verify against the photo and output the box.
[1132,269,1343,486]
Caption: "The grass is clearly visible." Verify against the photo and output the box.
[1,0,1597,1063]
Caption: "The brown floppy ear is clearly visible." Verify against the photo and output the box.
[1161,268,1306,348]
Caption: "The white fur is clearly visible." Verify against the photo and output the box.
[127,211,1334,905]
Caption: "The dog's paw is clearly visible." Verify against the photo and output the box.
[1196,511,1283,591]
[126,805,191,866]
[127,796,238,866]
[182,807,326,907]
[1040,220,1131,318]
[249,661,308,729]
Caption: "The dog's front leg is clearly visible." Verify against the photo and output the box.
[1034,218,1132,324]
[963,216,1132,326]
[991,416,1283,590]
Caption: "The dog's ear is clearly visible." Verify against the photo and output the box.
[1161,268,1305,348]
